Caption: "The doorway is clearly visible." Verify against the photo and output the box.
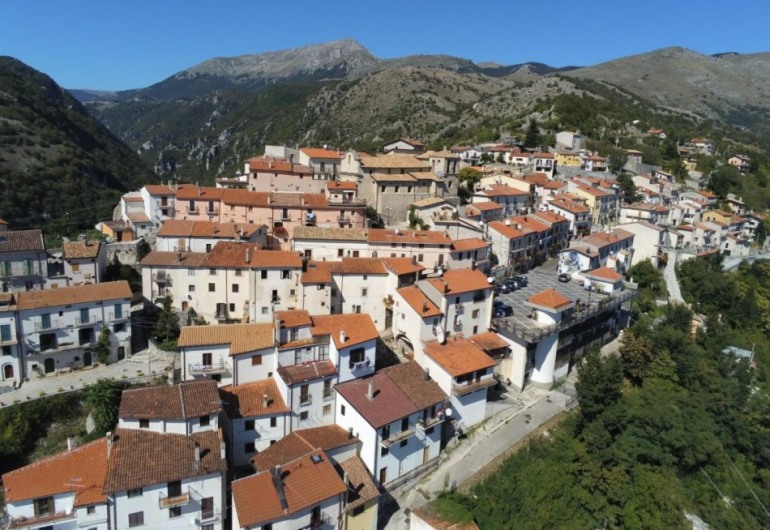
[2,364,13,380]
[83,351,92,367]
[44,357,55,373]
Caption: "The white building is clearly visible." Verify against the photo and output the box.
[61,237,107,285]
[334,362,447,487]
[0,229,48,293]
[155,220,266,253]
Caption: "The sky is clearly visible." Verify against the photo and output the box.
[2,0,769,91]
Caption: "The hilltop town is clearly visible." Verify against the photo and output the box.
[0,131,767,530]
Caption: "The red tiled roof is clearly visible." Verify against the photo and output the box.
[0,229,45,253]
[527,289,572,310]
[233,450,346,528]
[139,251,208,267]
[202,242,301,269]
[157,220,262,239]
[175,185,226,201]
[301,147,343,159]
[251,425,357,471]
[275,309,312,328]
[144,184,175,196]
[301,261,336,284]
[311,313,379,349]
[585,267,623,282]
[367,229,452,245]
[247,156,312,174]
[16,281,131,310]
[220,379,288,419]
[424,337,497,377]
[177,322,275,355]
[426,268,492,296]
[119,380,221,420]
[470,200,503,212]
[383,257,425,275]
[62,239,101,259]
[327,181,357,190]
[469,332,510,353]
[397,285,443,318]
[451,238,489,252]
[337,257,388,275]
[2,438,108,506]
[277,360,337,385]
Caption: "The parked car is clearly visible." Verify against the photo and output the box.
[558,273,571,283]
[494,281,510,295]
[512,274,529,287]
[505,278,521,291]
[493,300,514,317]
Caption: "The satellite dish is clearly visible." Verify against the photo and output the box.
[437,327,446,344]
[445,408,453,417]
[487,277,495,284]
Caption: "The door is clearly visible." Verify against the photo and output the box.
[379,467,387,485]
[43,358,55,373]
[117,347,126,361]
[2,364,13,380]
[201,497,214,520]
[385,308,393,329]
[83,351,92,367]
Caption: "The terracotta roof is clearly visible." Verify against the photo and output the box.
[177,322,275,356]
[359,153,430,170]
[276,309,312,328]
[413,504,481,530]
[471,200,503,212]
[0,229,44,253]
[175,185,226,201]
[16,281,131,310]
[340,456,380,513]
[293,226,367,241]
[383,257,425,276]
[118,380,220,420]
[301,147,342,159]
[2,438,108,506]
[367,229,452,245]
[327,181,357,190]
[417,149,459,159]
[412,197,447,208]
[336,257,387,275]
[527,289,572,310]
[62,239,101,259]
[139,251,207,267]
[451,238,489,252]
[202,242,301,269]
[575,184,609,197]
[488,221,526,239]
[548,198,588,215]
[531,211,568,225]
[301,261,336,284]
[220,379,288,419]
[0,218,8,225]
[477,184,528,197]
[697,189,718,199]
[469,332,510,353]
[370,172,417,183]
[534,152,555,159]
[220,189,271,207]
[397,285,443,318]
[585,267,623,282]
[122,196,144,203]
[233,450,346,528]
[157,220,261,239]
[126,212,151,223]
[277,360,337,385]
[424,337,497,377]
[426,268,492,296]
[247,156,312,174]
[104,429,226,493]
[251,425,358,471]
[144,184,176,196]
[335,362,445,428]
[583,228,634,248]
[311,313,379,349]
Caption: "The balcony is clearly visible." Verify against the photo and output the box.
[415,414,443,434]
[281,214,292,221]
[187,205,199,214]
[206,207,219,216]
[35,320,63,332]
[381,425,416,448]
[299,395,312,407]
[337,216,352,225]
[299,514,333,530]
[152,272,172,285]
[188,359,232,375]
[159,490,190,509]
[350,358,371,372]
[328,197,366,206]
[452,376,497,396]
[8,511,75,529]
[454,304,464,315]
[75,315,98,327]
[108,311,127,321]
[194,510,222,527]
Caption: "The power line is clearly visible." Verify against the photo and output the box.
[720,444,770,521]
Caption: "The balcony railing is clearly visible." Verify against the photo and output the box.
[299,514,333,530]
[328,197,366,206]
[75,315,98,326]
[159,490,191,509]
[454,304,464,315]
[194,510,222,527]
[152,273,172,285]
[108,311,127,321]
[281,214,292,221]
[35,320,63,332]
[187,205,199,214]
[337,216,352,225]
[299,395,312,407]
[452,376,497,396]
[206,207,219,215]
[350,358,371,372]
[189,359,232,375]
[381,425,416,448]
[9,511,75,529]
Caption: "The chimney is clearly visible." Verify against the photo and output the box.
[245,247,251,264]
[340,330,347,344]
[106,432,113,458]
[262,393,269,409]
[273,465,289,512]
[220,441,226,460]
[67,436,76,452]
[424,367,430,381]
[347,427,354,439]
[194,442,201,463]
[422,301,428,313]
[443,283,449,294]
[366,380,375,401]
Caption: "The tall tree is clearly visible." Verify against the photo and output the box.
[524,119,541,148]
[84,378,127,433]
[576,344,623,424]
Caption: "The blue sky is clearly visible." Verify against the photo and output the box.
[2,0,768,91]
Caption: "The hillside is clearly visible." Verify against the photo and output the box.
[0,57,155,235]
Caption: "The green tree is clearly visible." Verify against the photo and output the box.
[627,260,665,296]
[620,329,654,386]
[617,172,641,203]
[153,295,179,347]
[707,165,742,199]
[84,378,127,433]
[408,207,427,230]
[575,344,623,424]
[91,326,111,365]
[524,119,541,148]
[457,167,481,188]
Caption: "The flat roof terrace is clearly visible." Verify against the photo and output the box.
[492,266,638,343]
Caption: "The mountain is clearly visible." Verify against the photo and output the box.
[0,57,155,236]
[75,41,769,185]
[568,47,770,132]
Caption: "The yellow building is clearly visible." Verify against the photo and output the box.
[555,151,583,167]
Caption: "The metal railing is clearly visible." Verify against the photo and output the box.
[188,359,232,375]
[75,315,98,326]
[452,376,497,396]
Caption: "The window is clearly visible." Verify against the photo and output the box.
[261,270,268,279]
[127,487,143,498]
[80,308,89,323]
[262,307,269,315]
[381,446,389,456]
[206,244,212,253]
[340,404,346,416]
[87,506,96,515]
[33,496,54,517]
[310,506,321,525]
[229,303,235,312]
[41,313,51,329]
[113,322,126,333]
[209,268,217,276]
[234,269,242,277]
[323,379,332,398]
[270,416,277,428]
[418,254,424,262]
[281,270,291,279]
[361,288,368,297]
[0,324,10,341]
[200,415,210,427]
[352,305,361,313]
[114,303,123,319]
[169,506,182,518]
[251,355,262,365]
[188,269,196,276]
[244,442,255,453]
[401,417,409,432]
[1,345,10,356]
[299,411,309,421]
[318,345,329,361]
[400,439,408,448]
[426,426,435,435]
[300,384,310,405]
[381,424,390,439]
[472,309,479,318]
[232,283,239,293]
[128,512,144,528]
[323,404,331,415]
[208,283,215,292]
[349,347,365,368]
[338,249,344,257]
[139,419,149,429]
[188,284,195,292]
[244,419,255,431]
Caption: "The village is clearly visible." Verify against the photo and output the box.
[0,132,765,530]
